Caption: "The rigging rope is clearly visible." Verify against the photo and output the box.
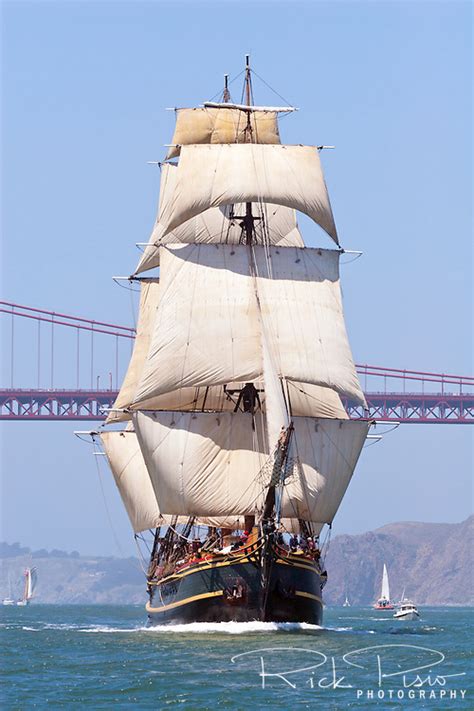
[92,439,143,574]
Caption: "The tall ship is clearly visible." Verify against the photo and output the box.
[91,58,371,625]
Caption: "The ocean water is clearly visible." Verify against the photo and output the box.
[1,605,472,709]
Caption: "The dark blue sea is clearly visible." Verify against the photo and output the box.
[1,605,472,709]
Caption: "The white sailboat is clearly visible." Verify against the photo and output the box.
[2,574,15,606]
[16,567,37,606]
[343,594,351,607]
[374,563,394,610]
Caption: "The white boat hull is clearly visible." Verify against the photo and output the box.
[393,610,419,620]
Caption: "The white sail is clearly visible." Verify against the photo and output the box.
[279,418,369,522]
[133,244,365,409]
[106,279,160,424]
[26,568,37,600]
[133,411,268,518]
[135,200,304,275]
[381,563,390,601]
[166,107,280,160]
[286,382,348,420]
[133,411,368,523]
[100,430,250,532]
[158,144,338,244]
[100,430,164,533]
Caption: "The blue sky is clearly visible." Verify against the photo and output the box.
[1,0,472,556]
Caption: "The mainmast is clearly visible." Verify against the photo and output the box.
[239,55,257,246]
[244,55,254,246]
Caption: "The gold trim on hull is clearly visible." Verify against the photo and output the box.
[146,589,323,615]
[149,555,257,585]
[146,590,224,613]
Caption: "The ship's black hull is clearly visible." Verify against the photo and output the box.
[146,551,323,626]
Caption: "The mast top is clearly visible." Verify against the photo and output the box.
[245,54,252,108]
[222,74,230,103]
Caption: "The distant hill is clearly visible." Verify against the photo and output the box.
[0,545,144,604]
[1,517,472,605]
[324,516,473,606]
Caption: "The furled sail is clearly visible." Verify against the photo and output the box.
[132,244,365,410]
[134,161,303,275]
[133,411,368,524]
[166,107,280,160]
[158,144,339,244]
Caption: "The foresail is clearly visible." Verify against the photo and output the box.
[132,244,365,410]
[132,411,368,525]
[166,107,280,160]
[159,145,339,244]
[280,417,369,523]
[133,411,269,518]
[100,430,247,531]
[100,430,163,533]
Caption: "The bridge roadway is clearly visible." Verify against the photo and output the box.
[1,387,473,423]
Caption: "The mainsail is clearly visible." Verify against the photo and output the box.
[133,411,368,525]
[381,563,391,601]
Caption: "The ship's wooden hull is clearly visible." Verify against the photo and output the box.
[146,551,324,626]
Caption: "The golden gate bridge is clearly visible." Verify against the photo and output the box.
[1,300,473,423]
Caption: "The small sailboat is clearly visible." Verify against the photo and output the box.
[343,594,351,607]
[2,574,15,606]
[373,563,394,610]
[394,595,420,620]
[16,567,37,606]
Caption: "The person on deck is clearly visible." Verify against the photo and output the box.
[289,534,299,553]
[240,530,249,546]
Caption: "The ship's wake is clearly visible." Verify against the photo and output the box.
[18,620,367,635]
[86,621,326,634]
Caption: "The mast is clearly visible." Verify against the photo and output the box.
[223,73,230,103]
[244,55,255,246]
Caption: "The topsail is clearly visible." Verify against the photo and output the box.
[132,243,365,409]
[134,161,303,274]
[158,144,338,244]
